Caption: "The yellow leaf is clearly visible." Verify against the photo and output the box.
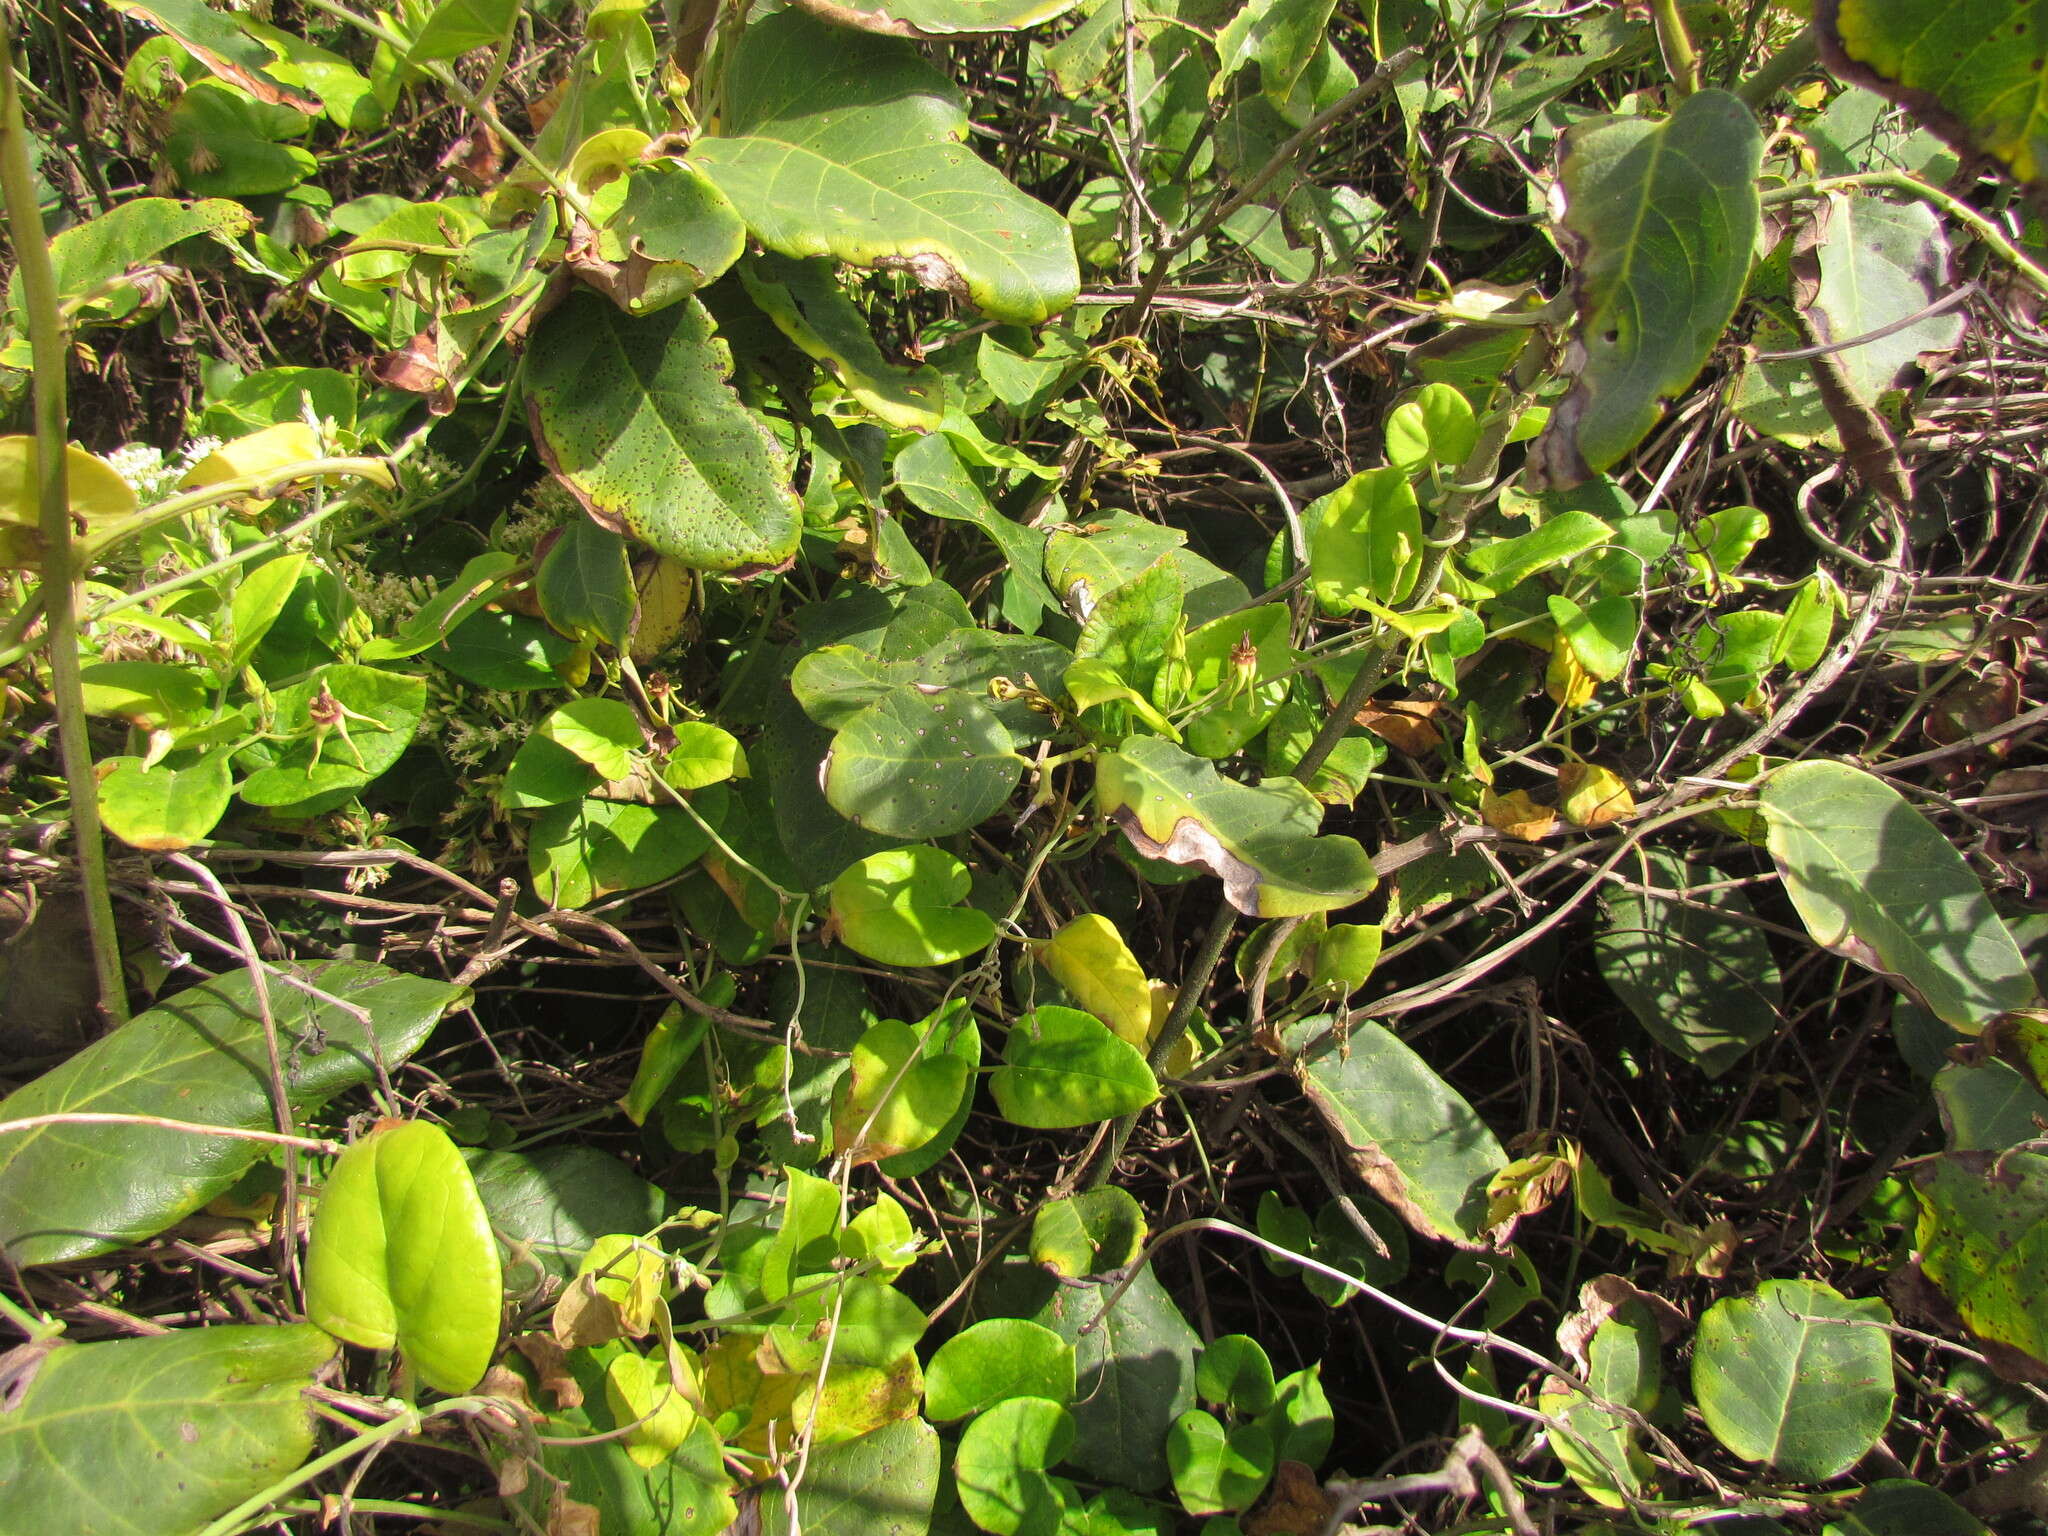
[1546,640,1595,707]
[1556,763,1636,828]
[1039,913,1152,1047]
[179,422,329,491]
[0,436,138,528]
[1481,787,1556,842]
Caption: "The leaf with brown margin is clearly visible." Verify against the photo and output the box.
[1094,737,1376,918]
[1284,1016,1512,1249]
[107,0,321,110]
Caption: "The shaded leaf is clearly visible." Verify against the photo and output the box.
[1285,1016,1510,1248]
[1762,761,2035,1030]
[926,1319,1076,1420]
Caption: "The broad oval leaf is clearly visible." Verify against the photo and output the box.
[1594,848,1783,1077]
[1166,1409,1274,1516]
[926,1319,1076,1421]
[237,663,427,807]
[97,750,235,850]
[1822,1478,1990,1536]
[1532,89,1763,483]
[529,798,712,909]
[990,1006,1160,1129]
[527,290,801,572]
[1820,0,2048,202]
[305,1118,503,1395]
[829,847,997,966]
[823,686,1023,838]
[757,1415,940,1536]
[1691,1278,1894,1482]
[1284,1016,1510,1249]
[0,961,465,1265]
[690,9,1079,324]
[1761,760,2035,1031]
[1304,467,1422,613]
[0,1324,334,1536]
[1094,736,1376,918]
[831,1016,974,1164]
[955,1396,1077,1536]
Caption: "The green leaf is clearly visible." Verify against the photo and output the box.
[1547,594,1637,681]
[1934,1058,2048,1150]
[991,1007,1160,1129]
[757,1416,940,1536]
[229,551,309,670]
[359,551,521,661]
[830,848,996,966]
[1461,511,1614,593]
[1691,1278,1894,1482]
[1384,383,1479,473]
[955,1396,1077,1536]
[79,660,211,730]
[1215,0,1338,108]
[537,517,637,648]
[406,0,515,61]
[97,750,234,850]
[741,255,945,430]
[1822,1479,1990,1535]
[529,798,712,908]
[527,290,801,572]
[831,1016,974,1163]
[0,1324,334,1535]
[1032,1262,1199,1492]
[164,80,316,197]
[305,1118,503,1395]
[1906,1149,2048,1378]
[1030,1186,1146,1278]
[666,722,747,789]
[466,1144,668,1285]
[823,687,1023,838]
[432,608,578,691]
[105,0,321,108]
[611,160,748,300]
[838,0,1084,35]
[926,1319,1077,1421]
[237,663,426,807]
[690,9,1080,324]
[1094,736,1376,918]
[1262,1364,1333,1467]
[0,961,463,1265]
[1542,1297,1660,1507]
[893,431,1060,619]
[1594,848,1783,1077]
[1531,90,1763,482]
[1166,1410,1274,1516]
[1762,760,2036,1031]
[1177,602,1291,760]
[1284,1016,1509,1248]
[1820,0,2048,201]
[1195,1335,1277,1416]
[1304,467,1423,612]
[502,698,645,809]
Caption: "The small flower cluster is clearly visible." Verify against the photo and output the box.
[102,438,224,505]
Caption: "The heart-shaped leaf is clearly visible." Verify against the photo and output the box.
[955,1396,1079,1536]
[831,1017,974,1163]
[526,289,802,572]
[1905,1149,2048,1379]
[926,1319,1076,1421]
[237,663,426,808]
[305,1118,504,1395]
[1030,1186,1146,1277]
[0,962,464,1265]
[829,847,997,967]
[1167,1409,1274,1515]
[528,798,712,909]
[97,750,234,850]
[690,9,1079,324]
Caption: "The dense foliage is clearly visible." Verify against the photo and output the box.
[4,0,2048,1532]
